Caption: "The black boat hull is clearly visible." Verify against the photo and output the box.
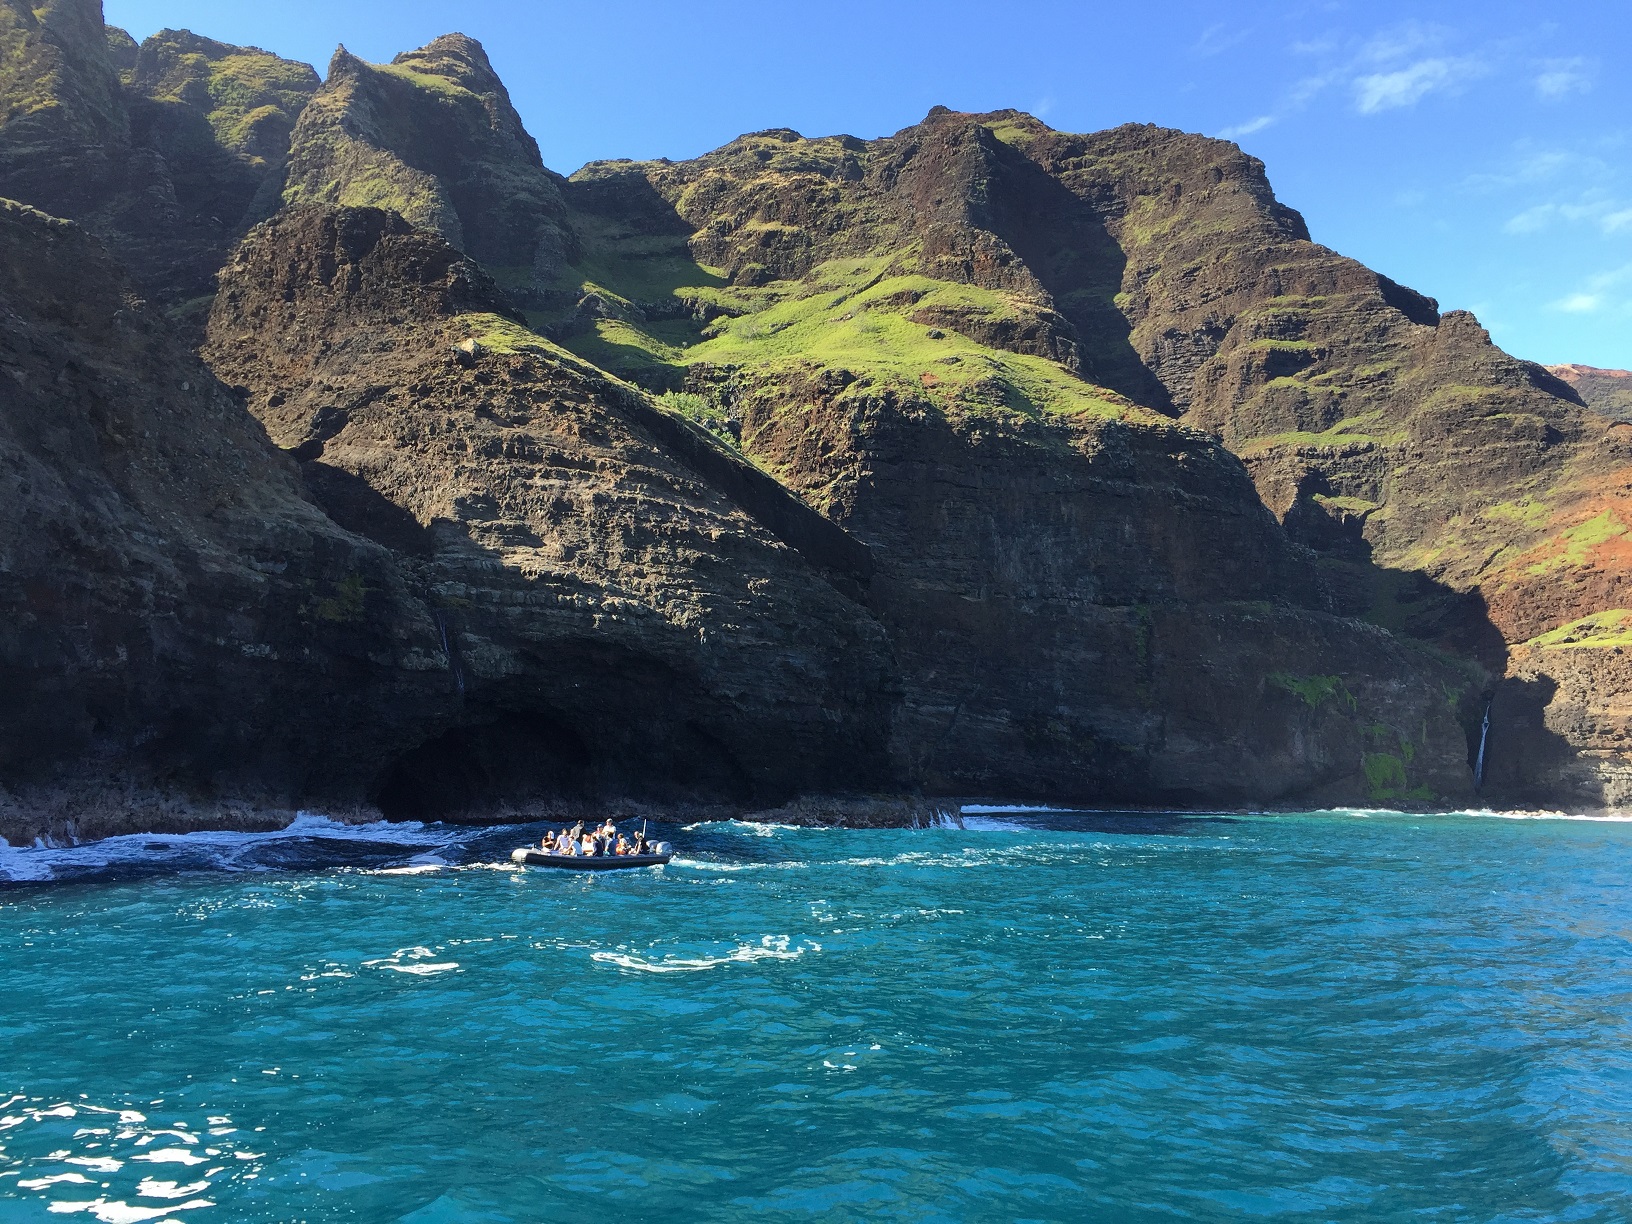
[510,849,672,871]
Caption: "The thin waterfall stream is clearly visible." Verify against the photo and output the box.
[1474,697,1492,789]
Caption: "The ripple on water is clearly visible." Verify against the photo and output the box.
[0,1096,267,1222]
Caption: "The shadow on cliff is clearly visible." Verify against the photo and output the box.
[1479,673,1607,810]
[1280,488,1595,803]
[295,454,881,821]
[979,136,1178,413]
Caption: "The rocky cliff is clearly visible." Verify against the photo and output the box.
[544,107,1632,809]
[0,196,449,839]
[202,204,898,819]
[281,35,573,298]
[543,119,1480,807]
[0,0,318,314]
[9,9,1632,829]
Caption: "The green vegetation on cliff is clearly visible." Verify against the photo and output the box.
[547,252,1156,428]
[131,30,318,165]
[1525,610,1632,650]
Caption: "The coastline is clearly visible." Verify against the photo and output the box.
[3,781,1621,855]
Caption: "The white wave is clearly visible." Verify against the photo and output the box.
[669,857,806,872]
[1314,806,1632,823]
[591,935,818,974]
[19,1174,94,1189]
[960,816,1033,832]
[1459,809,1632,823]
[369,852,449,876]
[362,946,461,976]
[0,812,475,884]
[47,1196,214,1221]
[134,1178,211,1199]
[129,1150,205,1166]
[960,803,1081,814]
[681,819,803,835]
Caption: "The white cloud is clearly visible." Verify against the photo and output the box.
[1545,264,1632,319]
[1504,196,1632,237]
[1505,204,1556,234]
[1219,115,1275,139]
[1359,22,1449,67]
[1194,22,1252,58]
[1465,147,1608,192]
[1536,58,1594,99]
[1290,37,1339,57]
[1354,57,1483,113]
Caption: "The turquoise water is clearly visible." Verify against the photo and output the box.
[2,809,1630,1222]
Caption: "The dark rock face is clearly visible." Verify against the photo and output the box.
[989,117,1632,805]
[0,197,449,820]
[203,206,898,818]
[282,36,573,294]
[718,363,1475,809]
[0,1,319,308]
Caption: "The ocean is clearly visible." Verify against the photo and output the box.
[2,808,1629,1221]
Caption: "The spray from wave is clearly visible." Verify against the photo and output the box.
[0,814,480,886]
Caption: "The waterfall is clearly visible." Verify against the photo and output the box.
[434,610,466,698]
[1473,698,1492,789]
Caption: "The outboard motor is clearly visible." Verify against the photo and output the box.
[652,842,673,856]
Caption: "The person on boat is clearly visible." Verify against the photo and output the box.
[632,830,648,854]
[614,835,631,855]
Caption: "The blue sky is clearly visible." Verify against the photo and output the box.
[104,0,1632,369]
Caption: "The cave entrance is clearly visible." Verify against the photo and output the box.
[373,712,592,820]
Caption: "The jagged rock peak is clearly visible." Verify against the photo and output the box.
[393,32,499,82]
[285,32,567,276]
[326,45,365,79]
[909,105,1056,135]
[105,25,139,75]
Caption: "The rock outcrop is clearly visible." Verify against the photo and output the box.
[0,0,319,310]
[281,36,573,298]
[1549,365,1632,422]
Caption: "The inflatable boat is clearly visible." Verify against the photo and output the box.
[510,843,672,871]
